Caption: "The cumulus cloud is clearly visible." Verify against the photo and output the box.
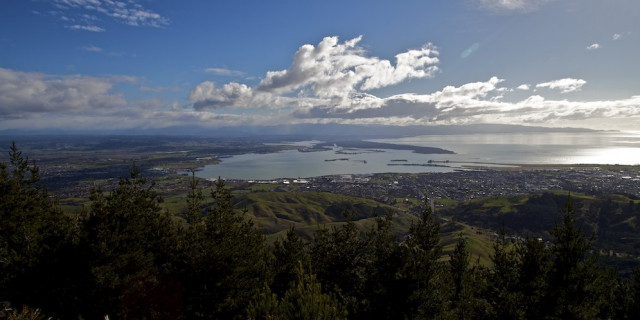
[0,68,240,130]
[190,36,439,113]
[536,78,586,93]
[258,36,438,95]
[189,81,253,110]
[586,43,601,50]
[4,34,640,131]
[612,33,622,40]
[183,36,640,130]
[379,82,638,126]
[3,65,640,130]
[0,68,133,115]
[288,76,640,128]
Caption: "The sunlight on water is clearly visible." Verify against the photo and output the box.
[197,132,640,180]
[570,147,640,165]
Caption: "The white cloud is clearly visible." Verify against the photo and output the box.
[612,33,622,40]
[80,45,124,57]
[298,75,640,128]
[183,36,640,130]
[5,34,640,131]
[474,0,553,13]
[0,68,133,114]
[189,81,253,110]
[3,66,640,131]
[536,78,586,93]
[586,43,601,50]
[190,36,439,112]
[587,43,602,50]
[358,44,440,90]
[261,35,439,97]
[286,76,640,129]
[67,24,105,32]
[205,68,246,77]
[82,45,103,52]
[52,0,169,29]
[357,80,640,127]
[139,85,181,93]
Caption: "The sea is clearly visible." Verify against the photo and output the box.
[195,131,640,180]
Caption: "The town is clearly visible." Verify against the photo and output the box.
[227,166,640,205]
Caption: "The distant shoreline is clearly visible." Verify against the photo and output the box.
[315,140,455,154]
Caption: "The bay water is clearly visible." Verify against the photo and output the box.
[195,132,640,180]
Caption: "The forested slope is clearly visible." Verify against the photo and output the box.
[444,192,640,255]
[2,144,640,319]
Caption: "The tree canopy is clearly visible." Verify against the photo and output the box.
[1,144,638,319]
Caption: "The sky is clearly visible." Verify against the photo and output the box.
[1,0,639,132]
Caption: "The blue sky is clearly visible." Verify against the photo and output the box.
[1,0,639,132]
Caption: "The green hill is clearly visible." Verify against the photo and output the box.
[441,191,640,256]
[232,191,496,263]
[233,191,417,241]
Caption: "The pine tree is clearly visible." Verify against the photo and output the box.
[515,235,550,319]
[277,263,347,320]
[184,170,204,226]
[362,212,407,319]
[80,163,180,319]
[546,195,602,319]
[487,226,523,319]
[0,143,76,317]
[447,234,471,319]
[443,233,492,320]
[271,226,308,297]
[403,195,444,318]
[248,263,347,320]
[630,266,640,316]
[310,213,368,318]
[179,178,267,319]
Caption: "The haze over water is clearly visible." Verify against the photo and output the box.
[195,132,640,181]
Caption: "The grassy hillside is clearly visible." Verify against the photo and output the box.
[440,221,495,266]
[442,191,640,256]
[233,191,414,240]
[232,190,497,263]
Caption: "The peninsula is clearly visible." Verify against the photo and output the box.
[316,140,455,154]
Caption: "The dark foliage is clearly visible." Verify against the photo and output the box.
[1,144,639,319]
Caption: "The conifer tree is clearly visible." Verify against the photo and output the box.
[447,234,471,319]
[362,212,407,319]
[515,235,550,319]
[80,163,180,319]
[248,263,347,320]
[184,170,204,226]
[487,226,523,319]
[277,263,347,320]
[179,178,267,319]
[271,226,309,297]
[546,195,602,319]
[310,212,368,318]
[630,266,640,316]
[0,143,76,317]
[444,233,492,319]
[403,195,444,318]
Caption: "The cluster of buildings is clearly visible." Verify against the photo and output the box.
[249,167,640,205]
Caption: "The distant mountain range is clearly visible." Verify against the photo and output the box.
[1,123,597,139]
